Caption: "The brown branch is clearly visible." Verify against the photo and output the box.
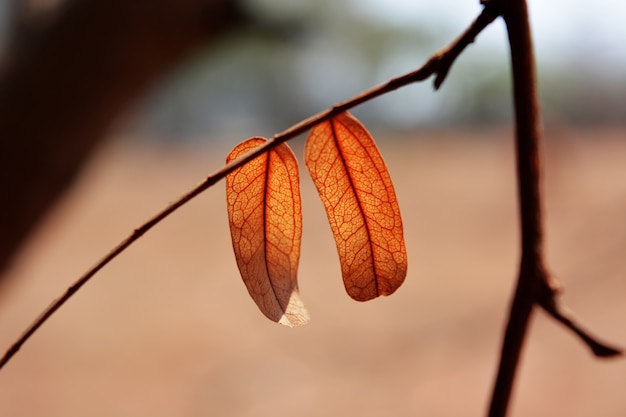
[487,0,621,416]
[0,3,499,372]
[487,0,545,413]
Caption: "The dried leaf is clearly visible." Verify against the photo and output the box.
[305,112,407,301]
[226,138,309,327]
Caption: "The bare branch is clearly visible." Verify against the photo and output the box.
[487,0,622,416]
[0,4,498,372]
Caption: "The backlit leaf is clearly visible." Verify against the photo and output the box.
[226,138,309,327]
[305,112,407,301]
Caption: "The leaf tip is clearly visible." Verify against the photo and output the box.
[277,292,310,328]
[346,275,406,302]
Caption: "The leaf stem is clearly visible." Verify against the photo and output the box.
[0,4,498,372]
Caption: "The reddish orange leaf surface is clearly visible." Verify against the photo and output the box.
[305,112,407,301]
[226,138,309,327]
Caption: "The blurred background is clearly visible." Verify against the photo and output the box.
[0,0,624,416]
[139,0,626,137]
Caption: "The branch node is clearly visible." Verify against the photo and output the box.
[538,279,623,359]
[431,2,500,90]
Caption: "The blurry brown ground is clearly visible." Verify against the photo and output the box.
[0,127,625,417]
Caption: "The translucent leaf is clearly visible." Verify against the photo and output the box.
[305,112,407,301]
[226,138,309,326]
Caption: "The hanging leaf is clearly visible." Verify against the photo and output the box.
[305,111,407,301]
[226,138,309,327]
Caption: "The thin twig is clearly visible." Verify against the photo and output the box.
[0,4,499,372]
[536,281,622,358]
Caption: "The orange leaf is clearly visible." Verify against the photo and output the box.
[226,138,309,327]
[305,112,407,301]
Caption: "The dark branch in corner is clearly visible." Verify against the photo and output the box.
[0,0,243,276]
[0,3,499,372]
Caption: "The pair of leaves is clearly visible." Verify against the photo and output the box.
[225,112,407,326]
